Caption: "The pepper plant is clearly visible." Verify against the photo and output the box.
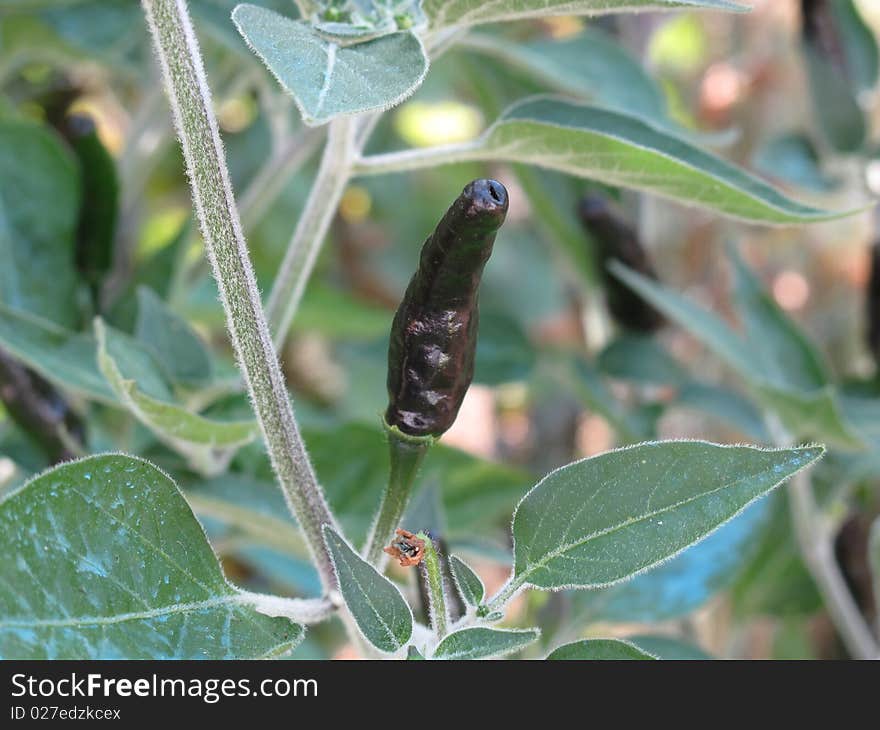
[0,0,878,660]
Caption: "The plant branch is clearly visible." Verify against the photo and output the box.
[141,0,339,592]
[264,117,356,347]
[787,469,879,659]
[353,140,483,177]
[418,534,449,639]
[363,423,432,566]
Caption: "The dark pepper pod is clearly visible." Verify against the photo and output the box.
[63,113,119,300]
[866,238,880,366]
[0,348,84,464]
[385,179,508,437]
[801,0,848,77]
[578,194,665,333]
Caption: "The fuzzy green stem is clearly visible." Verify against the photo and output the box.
[264,117,356,347]
[417,533,448,639]
[363,422,433,566]
[140,0,339,591]
[484,574,526,615]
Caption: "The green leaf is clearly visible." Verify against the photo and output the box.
[432,627,539,660]
[869,518,879,622]
[753,133,838,193]
[474,310,536,385]
[599,334,689,387]
[728,245,829,391]
[731,495,821,617]
[575,498,770,623]
[185,473,305,557]
[0,304,113,403]
[449,555,485,608]
[626,635,710,659]
[610,262,865,449]
[676,382,769,441]
[832,0,879,94]
[464,28,666,123]
[423,0,748,30]
[489,99,845,224]
[297,282,391,341]
[135,287,213,387]
[96,320,258,467]
[232,4,428,126]
[509,441,824,591]
[322,526,412,653]
[547,638,657,660]
[804,47,866,154]
[0,454,304,659]
[324,525,413,653]
[389,98,850,225]
[0,118,81,328]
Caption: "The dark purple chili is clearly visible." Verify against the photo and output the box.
[866,238,880,365]
[0,348,84,464]
[578,194,665,333]
[63,113,119,304]
[385,178,508,437]
[801,0,849,79]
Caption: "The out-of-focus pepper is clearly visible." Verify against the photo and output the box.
[0,348,84,464]
[63,113,119,305]
[386,178,508,437]
[577,194,665,333]
[866,239,880,366]
[801,0,848,78]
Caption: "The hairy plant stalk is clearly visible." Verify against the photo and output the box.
[141,0,338,591]
[418,534,449,639]
[354,140,483,177]
[265,117,356,347]
[788,470,879,659]
[363,425,432,566]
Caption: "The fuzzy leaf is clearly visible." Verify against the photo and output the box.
[323,526,412,653]
[232,4,428,126]
[510,441,824,591]
[449,555,485,608]
[96,320,258,465]
[0,454,304,659]
[432,627,539,660]
[135,287,213,387]
[423,0,748,30]
[370,98,852,225]
[0,304,113,403]
[870,518,880,617]
[547,638,657,660]
[610,262,865,449]
[0,118,81,328]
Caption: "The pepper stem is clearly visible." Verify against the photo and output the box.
[363,420,433,566]
[417,532,449,640]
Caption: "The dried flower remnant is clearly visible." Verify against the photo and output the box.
[384,528,425,567]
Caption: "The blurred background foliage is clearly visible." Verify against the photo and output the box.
[1,0,879,659]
